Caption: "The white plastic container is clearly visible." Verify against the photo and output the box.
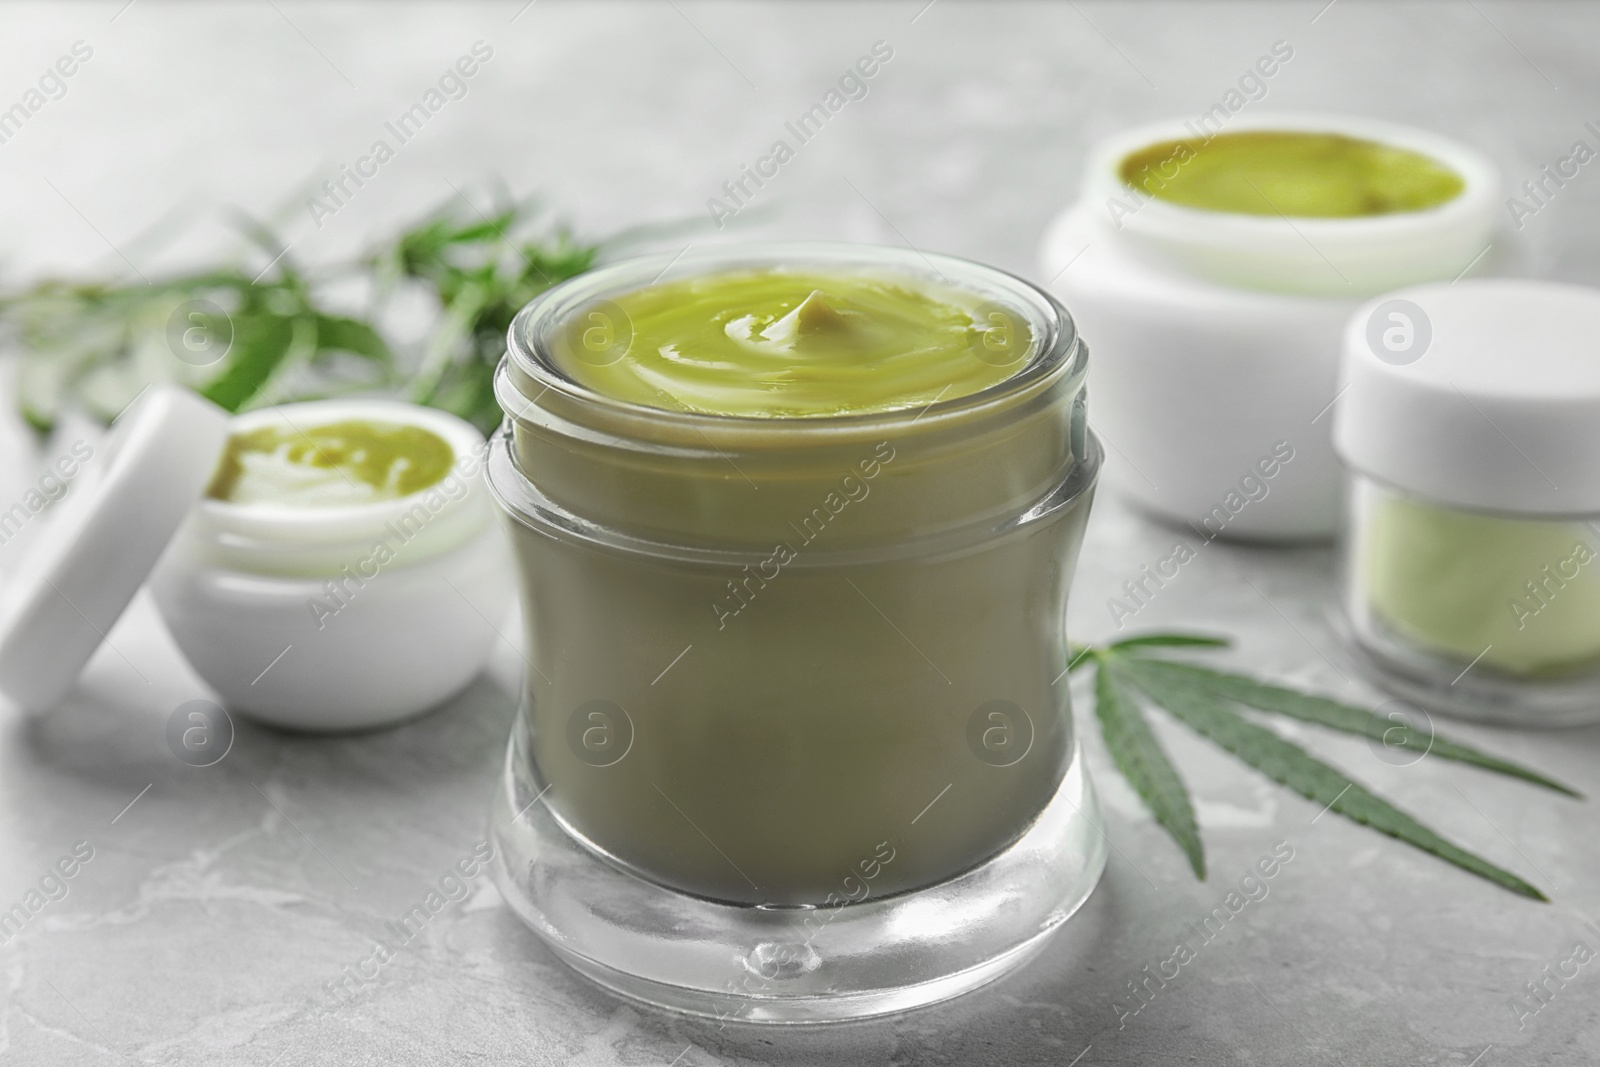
[151,399,512,731]
[1040,113,1502,541]
[1334,280,1600,726]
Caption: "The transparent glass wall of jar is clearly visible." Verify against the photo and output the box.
[1339,473,1600,726]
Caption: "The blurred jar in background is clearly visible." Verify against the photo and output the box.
[1042,113,1502,542]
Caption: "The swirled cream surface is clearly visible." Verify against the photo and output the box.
[206,420,455,506]
[548,269,1032,418]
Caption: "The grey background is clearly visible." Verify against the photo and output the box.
[1,2,1598,1065]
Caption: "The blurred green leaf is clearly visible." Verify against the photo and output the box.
[199,310,298,412]
[0,190,629,433]
[314,314,390,364]
[1108,633,1232,652]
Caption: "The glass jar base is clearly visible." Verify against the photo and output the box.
[489,732,1108,1024]
[1334,610,1600,728]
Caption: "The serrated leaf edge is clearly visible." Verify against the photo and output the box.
[1118,657,1582,799]
[1112,658,1547,902]
[1093,659,1206,878]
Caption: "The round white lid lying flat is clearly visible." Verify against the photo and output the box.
[0,386,230,715]
[1334,279,1600,515]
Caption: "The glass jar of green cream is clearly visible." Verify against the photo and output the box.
[485,243,1105,1021]
[1334,279,1600,726]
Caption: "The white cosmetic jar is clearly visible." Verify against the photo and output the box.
[1040,113,1502,541]
[150,399,513,731]
[1333,280,1600,726]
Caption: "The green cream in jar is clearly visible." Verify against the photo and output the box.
[548,268,1026,417]
[1334,279,1600,725]
[1119,130,1464,217]
[492,246,1097,905]
[207,420,455,506]
[1364,497,1600,677]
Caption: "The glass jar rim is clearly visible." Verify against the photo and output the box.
[501,241,1083,440]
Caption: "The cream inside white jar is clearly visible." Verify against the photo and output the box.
[152,399,512,731]
[207,418,457,507]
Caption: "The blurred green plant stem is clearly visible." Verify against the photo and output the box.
[0,193,630,435]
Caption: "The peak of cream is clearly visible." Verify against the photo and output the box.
[731,288,862,351]
[549,269,1031,418]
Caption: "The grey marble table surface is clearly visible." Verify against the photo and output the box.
[2,2,1599,1064]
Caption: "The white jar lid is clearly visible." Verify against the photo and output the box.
[1334,279,1600,515]
[0,387,230,714]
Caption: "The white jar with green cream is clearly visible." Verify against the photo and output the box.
[1334,280,1600,726]
[151,399,511,731]
[1042,114,1502,540]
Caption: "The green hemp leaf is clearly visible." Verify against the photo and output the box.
[1075,634,1579,901]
